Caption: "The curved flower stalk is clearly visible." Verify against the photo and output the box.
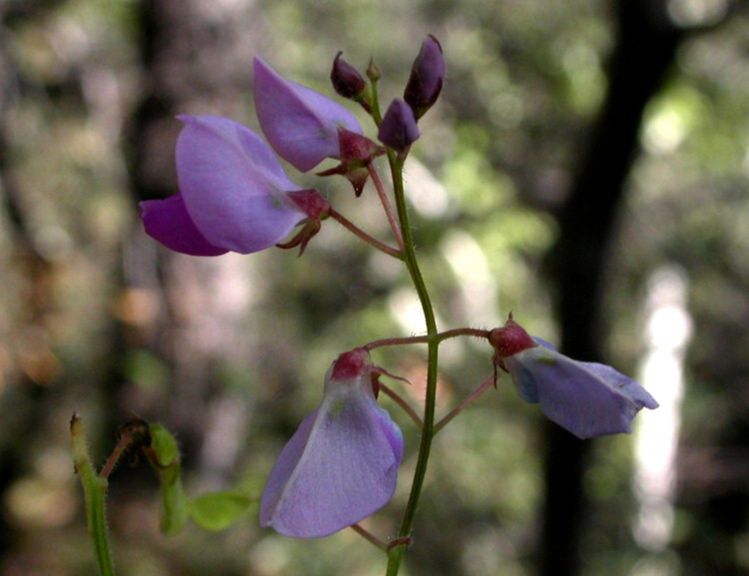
[260,349,403,538]
[141,115,312,256]
[490,317,658,439]
[254,58,363,172]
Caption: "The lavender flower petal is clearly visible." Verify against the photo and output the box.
[260,357,403,538]
[506,346,658,439]
[254,58,362,172]
[139,195,227,257]
[176,115,306,254]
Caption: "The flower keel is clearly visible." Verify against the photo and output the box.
[490,317,658,439]
[260,349,403,538]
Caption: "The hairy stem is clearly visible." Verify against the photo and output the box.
[351,523,388,552]
[71,414,116,576]
[368,164,404,251]
[434,375,495,435]
[378,382,423,428]
[364,327,489,351]
[329,209,403,259]
[384,151,439,576]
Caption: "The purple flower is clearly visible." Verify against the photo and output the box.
[260,349,403,538]
[254,57,363,172]
[490,318,658,439]
[330,52,366,99]
[140,115,310,255]
[404,35,445,119]
[378,98,420,153]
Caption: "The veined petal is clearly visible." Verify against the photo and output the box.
[506,346,657,439]
[139,195,227,257]
[254,58,362,172]
[260,352,403,539]
[176,115,306,254]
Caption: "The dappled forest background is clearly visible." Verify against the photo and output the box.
[1,0,749,574]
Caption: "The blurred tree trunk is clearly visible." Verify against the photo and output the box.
[116,0,263,469]
[0,5,59,561]
[541,2,683,574]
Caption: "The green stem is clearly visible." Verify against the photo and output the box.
[384,150,439,576]
[70,414,116,576]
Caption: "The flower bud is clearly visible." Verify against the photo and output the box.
[366,57,381,83]
[331,52,366,99]
[317,128,385,196]
[404,35,445,119]
[377,98,420,153]
[488,317,537,359]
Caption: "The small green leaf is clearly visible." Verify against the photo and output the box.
[160,476,189,535]
[145,424,187,534]
[189,491,255,531]
[148,424,180,468]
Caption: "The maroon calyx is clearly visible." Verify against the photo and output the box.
[487,315,537,385]
[276,189,331,256]
[318,128,385,196]
[331,348,369,381]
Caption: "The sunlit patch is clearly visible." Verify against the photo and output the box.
[633,266,692,559]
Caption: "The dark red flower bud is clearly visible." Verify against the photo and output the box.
[331,52,366,99]
[317,128,385,196]
[378,99,420,153]
[404,35,445,119]
[488,317,537,360]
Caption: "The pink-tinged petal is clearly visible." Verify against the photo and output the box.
[176,115,306,254]
[506,346,657,439]
[260,351,403,539]
[140,196,227,256]
[254,58,362,172]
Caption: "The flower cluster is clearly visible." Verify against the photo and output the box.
[141,57,361,256]
[139,37,657,547]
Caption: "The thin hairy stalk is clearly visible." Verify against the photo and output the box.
[364,327,489,351]
[378,382,423,427]
[368,164,404,250]
[99,432,136,480]
[351,523,388,552]
[71,414,116,576]
[434,375,495,435]
[329,208,403,259]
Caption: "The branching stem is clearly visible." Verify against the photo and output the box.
[351,523,388,552]
[368,164,404,251]
[378,382,423,427]
[364,327,489,351]
[434,375,495,435]
[329,209,403,259]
